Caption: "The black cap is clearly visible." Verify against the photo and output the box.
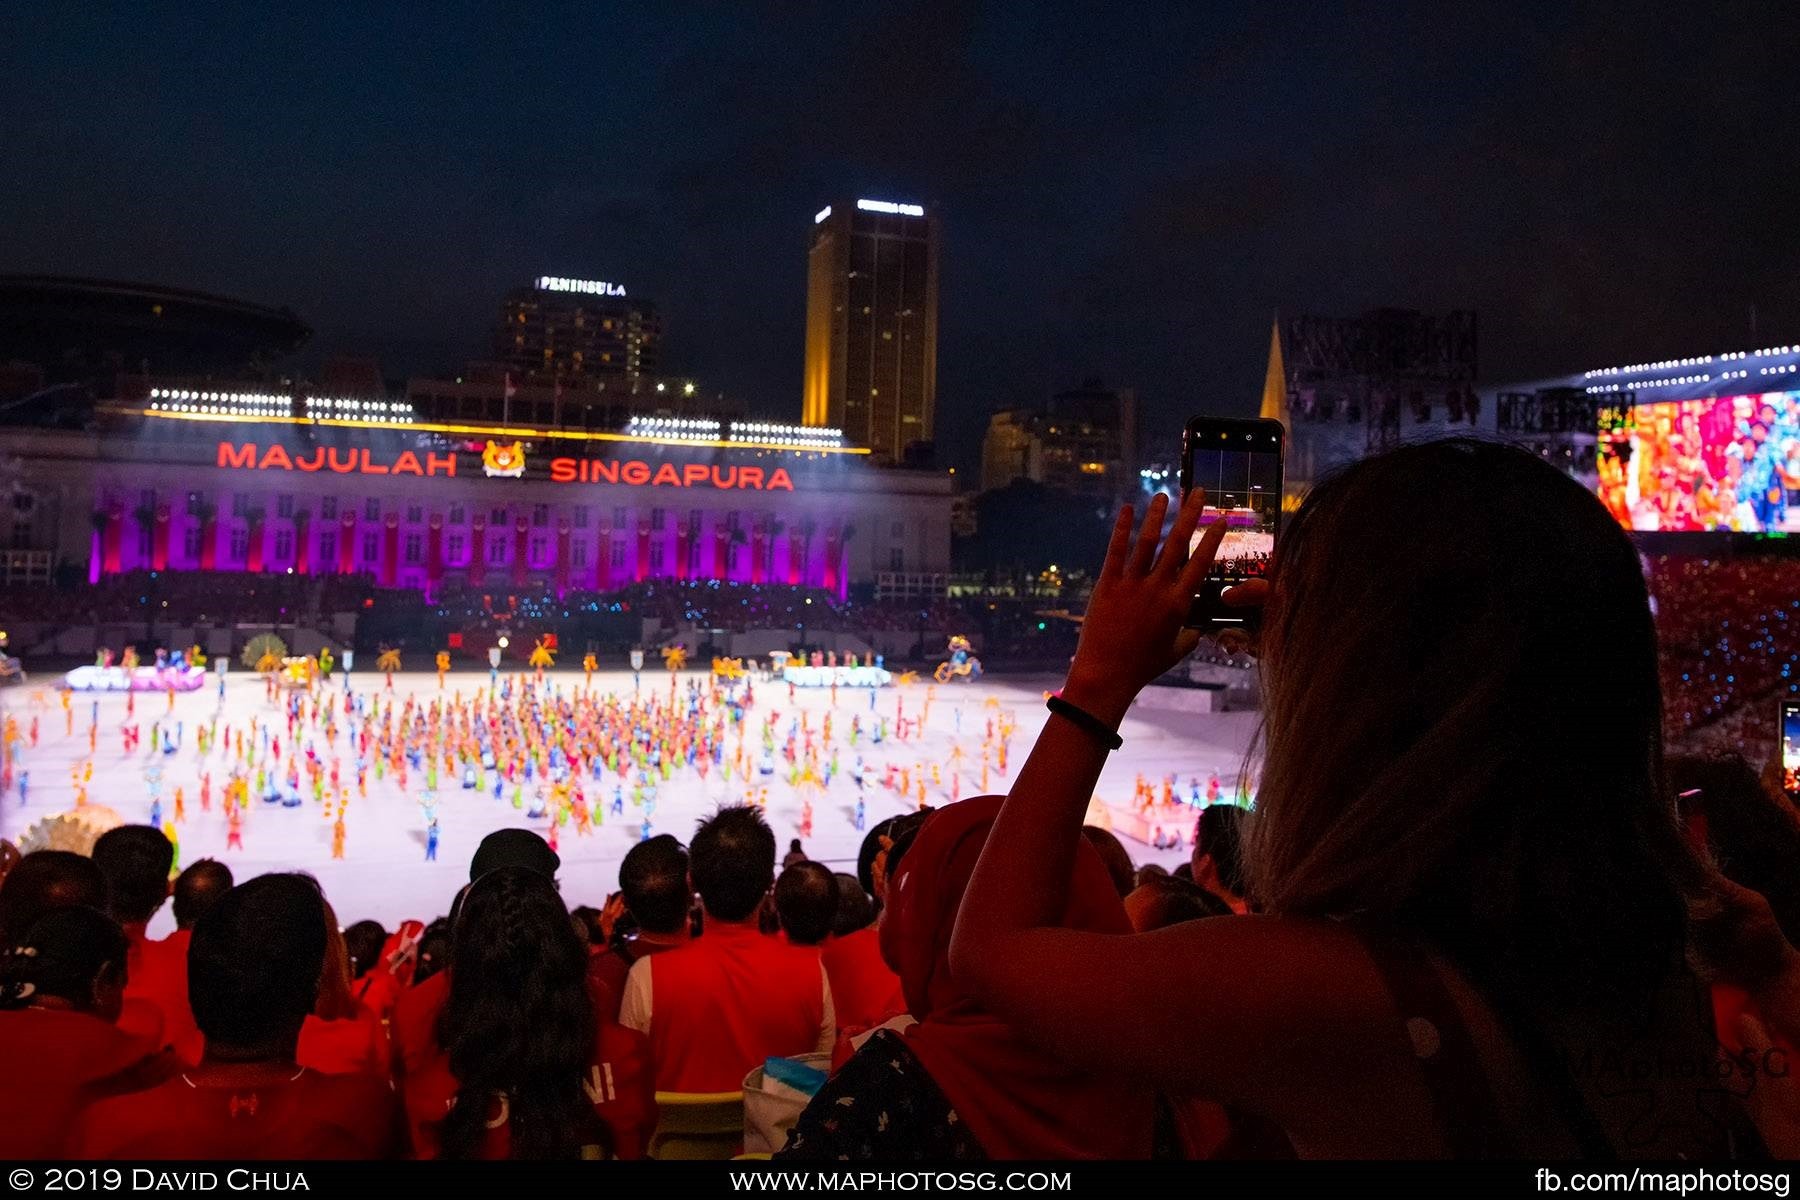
[469,828,561,882]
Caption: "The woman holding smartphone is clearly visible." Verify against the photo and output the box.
[950,438,1763,1158]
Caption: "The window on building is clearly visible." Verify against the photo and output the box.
[319,532,336,564]
[491,507,507,526]
[573,506,588,528]
[531,535,546,564]
[613,507,628,529]
[572,541,587,568]
[488,538,506,565]
[230,528,249,560]
[407,504,423,525]
[232,493,249,518]
[365,498,380,521]
[890,547,904,571]
[650,544,665,572]
[449,503,465,525]
[137,527,152,559]
[448,534,464,562]
[186,491,203,516]
[277,494,295,519]
[651,507,665,531]
[611,541,625,568]
[274,530,294,560]
[320,496,338,520]
[363,534,379,561]
[404,533,423,564]
[183,527,201,559]
[533,504,549,527]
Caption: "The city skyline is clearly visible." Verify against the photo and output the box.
[4,3,1799,476]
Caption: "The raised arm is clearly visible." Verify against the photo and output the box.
[948,492,1395,1111]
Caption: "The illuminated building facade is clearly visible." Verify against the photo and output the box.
[494,276,660,384]
[980,381,1138,498]
[0,385,949,599]
[804,200,939,463]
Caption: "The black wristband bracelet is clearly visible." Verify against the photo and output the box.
[1046,694,1124,751]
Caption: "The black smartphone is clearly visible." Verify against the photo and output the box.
[1180,416,1283,629]
[1782,701,1800,801]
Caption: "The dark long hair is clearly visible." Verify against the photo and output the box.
[435,867,605,1160]
[1246,439,1696,1015]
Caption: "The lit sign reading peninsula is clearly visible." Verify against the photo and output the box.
[535,275,628,297]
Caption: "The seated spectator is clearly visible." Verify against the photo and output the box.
[589,836,691,1019]
[404,868,655,1159]
[774,861,836,947]
[173,859,233,933]
[1192,806,1249,914]
[298,897,388,1078]
[783,838,809,869]
[72,873,400,1159]
[1081,825,1136,897]
[950,440,1753,1158]
[0,908,175,1158]
[0,839,19,890]
[620,805,834,1092]
[779,796,1153,1160]
[820,873,906,1036]
[0,850,104,946]
[1124,873,1232,932]
[342,920,394,1014]
[93,826,198,1060]
[393,831,560,1079]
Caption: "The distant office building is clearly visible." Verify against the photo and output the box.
[407,362,739,428]
[494,276,660,384]
[804,199,939,463]
[979,380,1138,497]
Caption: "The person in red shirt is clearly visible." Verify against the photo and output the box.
[342,919,400,1018]
[0,906,177,1158]
[93,826,202,1064]
[588,835,692,1020]
[620,805,835,1093]
[820,872,907,1037]
[71,873,400,1159]
[298,899,388,1078]
[773,861,835,948]
[403,867,656,1159]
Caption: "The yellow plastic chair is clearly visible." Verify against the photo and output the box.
[733,1153,772,1161]
[649,1090,745,1160]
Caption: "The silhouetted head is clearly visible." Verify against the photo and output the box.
[92,826,174,926]
[342,920,387,980]
[0,907,130,1020]
[172,859,234,930]
[830,872,877,937]
[774,861,836,946]
[469,828,560,883]
[188,873,327,1059]
[1193,806,1248,906]
[689,805,776,922]
[618,834,690,935]
[0,851,105,946]
[1080,825,1136,898]
[1249,438,1692,1011]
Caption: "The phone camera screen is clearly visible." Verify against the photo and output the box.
[1187,430,1280,585]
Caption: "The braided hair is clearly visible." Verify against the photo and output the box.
[0,906,128,1016]
[435,867,606,1160]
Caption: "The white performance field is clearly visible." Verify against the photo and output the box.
[1,670,1258,931]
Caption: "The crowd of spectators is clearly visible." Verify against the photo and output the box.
[10,441,1800,1161]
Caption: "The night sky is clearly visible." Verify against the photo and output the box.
[5,1,1799,471]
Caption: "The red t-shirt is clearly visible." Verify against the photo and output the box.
[390,970,451,1080]
[820,927,907,1034]
[402,1022,656,1159]
[0,1009,177,1158]
[298,1009,389,1078]
[587,935,687,1022]
[70,1065,401,1160]
[118,927,203,1067]
[638,921,827,1093]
